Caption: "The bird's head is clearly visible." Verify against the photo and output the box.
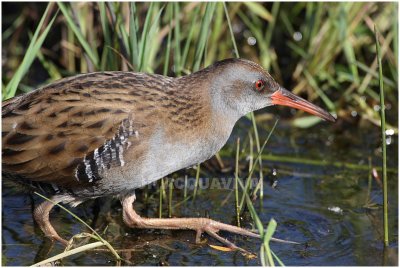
[206,58,335,122]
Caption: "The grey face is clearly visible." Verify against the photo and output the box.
[210,61,280,117]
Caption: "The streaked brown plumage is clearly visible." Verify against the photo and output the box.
[2,58,334,252]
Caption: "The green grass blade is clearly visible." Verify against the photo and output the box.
[159,178,164,218]
[237,9,270,67]
[264,3,280,52]
[143,4,164,71]
[375,25,388,247]
[260,244,267,266]
[4,4,57,100]
[263,218,277,245]
[239,178,283,266]
[137,3,164,72]
[235,137,241,227]
[292,116,322,128]
[192,2,216,71]
[98,2,115,70]
[271,249,285,266]
[129,2,139,68]
[98,3,110,45]
[115,4,131,64]
[163,4,173,76]
[244,189,264,237]
[205,3,223,65]
[58,2,99,68]
[243,2,273,22]
[2,13,25,41]
[138,3,155,71]
[250,112,264,198]
[181,5,200,70]
[280,10,294,37]
[352,61,395,88]
[32,241,104,267]
[223,2,239,58]
[263,218,277,266]
[393,3,398,70]
[308,2,323,45]
[36,47,62,80]
[192,164,201,201]
[168,179,174,217]
[287,41,309,59]
[239,119,278,211]
[343,39,360,85]
[303,69,336,112]
[173,3,182,75]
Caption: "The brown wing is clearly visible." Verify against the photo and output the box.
[2,72,148,188]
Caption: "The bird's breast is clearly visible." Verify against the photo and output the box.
[103,124,230,191]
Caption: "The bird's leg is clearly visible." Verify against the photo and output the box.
[34,199,68,245]
[121,193,260,251]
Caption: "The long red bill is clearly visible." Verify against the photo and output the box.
[271,88,335,122]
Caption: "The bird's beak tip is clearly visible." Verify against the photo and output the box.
[326,113,337,123]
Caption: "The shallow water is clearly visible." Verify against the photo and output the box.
[2,116,398,266]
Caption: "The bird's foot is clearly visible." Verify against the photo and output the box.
[34,200,69,246]
[194,221,259,254]
[122,194,259,253]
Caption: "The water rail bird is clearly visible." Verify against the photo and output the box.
[2,58,335,251]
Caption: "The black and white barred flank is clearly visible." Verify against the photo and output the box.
[75,118,138,183]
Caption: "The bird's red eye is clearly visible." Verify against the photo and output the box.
[255,79,265,91]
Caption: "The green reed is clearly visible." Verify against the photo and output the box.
[375,25,389,247]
